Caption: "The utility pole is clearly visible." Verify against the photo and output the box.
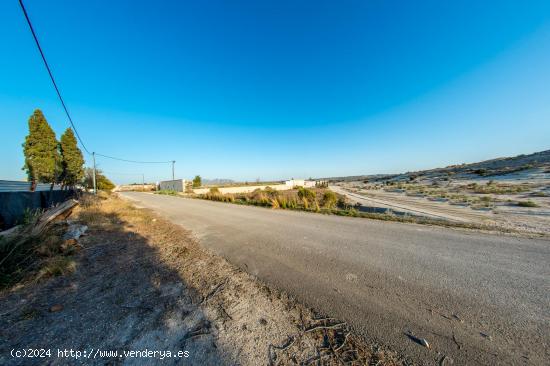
[172,160,175,180]
[92,152,97,195]
[142,173,145,190]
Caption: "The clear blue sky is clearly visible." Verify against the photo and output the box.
[1,0,550,184]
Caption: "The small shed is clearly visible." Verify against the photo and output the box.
[159,179,187,192]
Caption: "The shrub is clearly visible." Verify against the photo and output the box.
[250,188,264,201]
[209,187,220,194]
[255,193,270,206]
[270,198,280,208]
[517,200,538,207]
[264,186,279,197]
[287,197,297,209]
[322,191,338,209]
[193,175,202,188]
[155,190,178,196]
[312,200,320,212]
[337,196,352,209]
[277,196,288,209]
[297,187,316,202]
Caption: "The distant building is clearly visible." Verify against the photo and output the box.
[285,179,305,188]
[284,179,325,188]
[159,179,187,192]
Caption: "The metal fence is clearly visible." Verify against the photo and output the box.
[0,180,62,192]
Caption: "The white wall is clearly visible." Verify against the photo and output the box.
[159,179,186,192]
[285,179,311,187]
[193,184,291,195]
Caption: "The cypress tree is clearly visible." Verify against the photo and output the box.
[60,128,84,187]
[22,109,61,190]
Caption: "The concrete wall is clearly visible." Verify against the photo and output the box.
[193,184,291,195]
[114,184,157,192]
[159,179,187,192]
[285,179,305,187]
[285,179,316,188]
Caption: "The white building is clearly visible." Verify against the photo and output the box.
[284,179,321,188]
[285,179,304,188]
[158,179,187,192]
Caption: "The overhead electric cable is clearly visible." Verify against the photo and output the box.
[94,153,172,164]
[18,0,90,154]
[18,0,174,168]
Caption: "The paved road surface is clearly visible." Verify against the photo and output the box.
[122,192,549,365]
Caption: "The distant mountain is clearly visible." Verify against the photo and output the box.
[202,178,235,186]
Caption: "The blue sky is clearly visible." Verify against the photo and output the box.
[1,0,550,183]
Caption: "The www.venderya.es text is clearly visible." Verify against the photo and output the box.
[10,348,190,360]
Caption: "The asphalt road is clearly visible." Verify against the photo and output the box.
[121,192,550,365]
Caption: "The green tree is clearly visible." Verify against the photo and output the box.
[193,175,202,188]
[82,168,115,191]
[22,109,61,190]
[59,128,84,187]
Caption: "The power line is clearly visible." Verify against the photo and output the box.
[99,171,143,176]
[18,0,90,155]
[95,153,172,164]
[18,0,175,170]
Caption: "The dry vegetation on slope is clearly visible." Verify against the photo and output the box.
[0,194,403,365]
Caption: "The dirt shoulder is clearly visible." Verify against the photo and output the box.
[0,195,403,365]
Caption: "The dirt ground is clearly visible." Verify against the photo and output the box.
[0,195,403,365]
[336,176,550,236]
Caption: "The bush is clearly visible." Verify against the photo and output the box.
[322,191,338,209]
[155,190,178,196]
[250,188,264,201]
[312,200,320,212]
[297,187,316,202]
[264,186,278,197]
[517,200,538,207]
[287,197,297,209]
[193,175,202,188]
[277,196,288,209]
[337,196,352,209]
[209,187,220,194]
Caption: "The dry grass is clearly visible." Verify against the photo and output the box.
[35,257,76,280]
[199,187,350,214]
[517,200,539,208]
[466,182,530,194]
[0,219,74,290]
